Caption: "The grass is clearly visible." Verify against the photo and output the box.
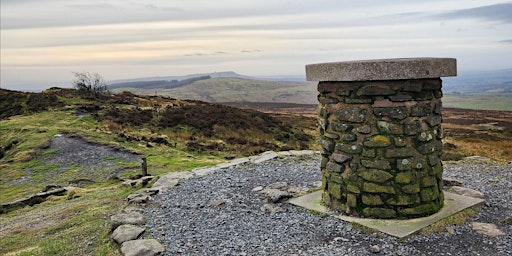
[443,94,512,111]
[1,88,318,255]
[419,206,481,235]
[112,77,318,104]
[0,184,136,256]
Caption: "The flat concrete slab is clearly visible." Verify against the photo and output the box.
[288,190,484,238]
[305,58,457,81]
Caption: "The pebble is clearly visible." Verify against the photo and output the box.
[143,155,512,255]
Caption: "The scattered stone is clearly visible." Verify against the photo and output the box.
[123,204,145,213]
[471,222,505,237]
[258,188,292,203]
[450,186,484,198]
[192,167,217,177]
[252,186,264,192]
[111,224,146,244]
[120,239,165,256]
[111,212,146,230]
[370,245,381,253]
[262,203,285,215]
[42,184,62,192]
[150,175,180,193]
[443,177,463,187]
[122,176,157,189]
[209,198,232,207]
[312,181,322,188]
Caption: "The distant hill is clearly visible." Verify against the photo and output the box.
[108,71,253,85]
[108,75,212,90]
[110,77,318,104]
[106,69,512,106]
[442,69,512,95]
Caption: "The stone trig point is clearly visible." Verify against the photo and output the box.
[306,58,457,219]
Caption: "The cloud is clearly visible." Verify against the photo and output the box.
[438,3,512,23]
[241,50,261,53]
[499,39,512,44]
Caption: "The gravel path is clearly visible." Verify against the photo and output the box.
[10,136,140,185]
[143,155,512,255]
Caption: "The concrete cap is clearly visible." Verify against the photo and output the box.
[306,58,457,81]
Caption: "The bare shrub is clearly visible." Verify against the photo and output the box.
[72,72,110,98]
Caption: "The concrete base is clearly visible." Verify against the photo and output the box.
[288,191,484,238]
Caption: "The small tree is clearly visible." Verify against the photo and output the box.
[72,72,110,98]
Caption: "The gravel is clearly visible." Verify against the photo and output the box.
[143,154,512,255]
[9,136,140,185]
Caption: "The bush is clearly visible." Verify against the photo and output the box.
[72,72,110,98]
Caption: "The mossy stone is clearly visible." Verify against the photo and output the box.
[327,182,342,199]
[421,176,437,187]
[395,172,414,184]
[420,187,440,202]
[399,202,442,217]
[362,194,384,206]
[347,184,361,194]
[363,135,391,148]
[363,207,396,219]
[363,182,396,194]
[387,194,419,205]
[347,194,358,208]
[402,183,420,194]
[359,169,393,183]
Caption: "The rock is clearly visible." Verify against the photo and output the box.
[267,182,289,190]
[470,222,505,237]
[127,193,150,205]
[111,224,145,244]
[258,188,291,203]
[127,188,160,205]
[120,239,165,256]
[262,203,285,215]
[42,184,62,192]
[150,175,180,193]
[209,198,232,207]
[123,204,145,213]
[450,186,484,198]
[252,186,264,192]
[443,177,463,187]
[122,176,157,189]
[191,167,217,177]
[370,245,381,253]
[111,212,146,230]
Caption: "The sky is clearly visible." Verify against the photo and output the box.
[1,0,512,91]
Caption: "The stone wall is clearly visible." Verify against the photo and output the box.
[317,78,445,219]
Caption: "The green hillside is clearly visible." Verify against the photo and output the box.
[111,77,318,104]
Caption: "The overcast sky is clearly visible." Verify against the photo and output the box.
[1,0,511,90]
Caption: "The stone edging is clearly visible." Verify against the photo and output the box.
[109,150,318,256]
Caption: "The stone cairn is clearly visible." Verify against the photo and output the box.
[306,58,457,219]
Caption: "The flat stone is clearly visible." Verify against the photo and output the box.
[111,212,146,230]
[258,188,291,203]
[120,239,165,256]
[470,222,505,237]
[306,58,457,81]
[450,186,484,198]
[192,166,218,177]
[288,190,484,238]
[111,224,145,244]
[251,151,279,164]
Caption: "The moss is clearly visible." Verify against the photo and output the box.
[419,206,480,234]
[363,135,391,147]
